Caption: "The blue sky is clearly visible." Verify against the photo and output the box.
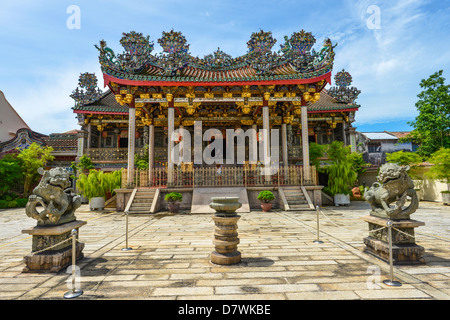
[1,0,449,135]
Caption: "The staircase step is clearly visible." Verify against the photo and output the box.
[133,198,153,203]
[285,194,306,198]
[289,201,308,205]
[131,203,152,207]
[289,204,313,210]
[135,193,155,198]
[128,210,150,214]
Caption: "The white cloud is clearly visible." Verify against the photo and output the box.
[5,61,102,135]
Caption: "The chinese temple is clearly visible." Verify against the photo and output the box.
[71,29,361,208]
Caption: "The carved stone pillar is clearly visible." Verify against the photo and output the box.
[301,105,310,183]
[127,106,136,187]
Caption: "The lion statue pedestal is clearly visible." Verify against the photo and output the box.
[22,167,86,273]
[362,163,425,265]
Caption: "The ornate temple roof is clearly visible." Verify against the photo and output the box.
[96,30,336,86]
[72,89,128,114]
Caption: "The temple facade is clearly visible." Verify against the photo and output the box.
[71,30,361,192]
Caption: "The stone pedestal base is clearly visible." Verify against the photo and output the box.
[23,242,85,273]
[22,220,86,273]
[211,215,241,265]
[363,215,425,265]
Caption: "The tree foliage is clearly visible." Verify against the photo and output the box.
[407,70,450,156]
[16,143,54,197]
[0,154,24,197]
[386,150,423,179]
[425,147,450,192]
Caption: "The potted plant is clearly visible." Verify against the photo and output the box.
[257,190,275,212]
[76,169,122,210]
[324,141,358,206]
[164,192,182,213]
[425,147,450,205]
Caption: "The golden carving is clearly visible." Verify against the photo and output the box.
[283,114,294,124]
[241,105,251,114]
[285,92,296,98]
[140,93,150,99]
[166,93,173,102]
[185,106,196,115]
[263,92,271,101]
[152,93,163,99]
[293,107,302,115]
[303,92,311,102]
[124,94,134,104]
[241,120,254,126]
[274,92,284,98]
[182,120,195,126]
[309,93,320,104]
[135,102,145,108]
[223,92,233,98]
[204,92,214,99]
[241,86,251,98]
[115,94,125,106]
[186,87,195,99]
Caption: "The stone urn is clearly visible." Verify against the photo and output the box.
[90,197,105,211]
[209,197,242,265]
[209,197,242,216]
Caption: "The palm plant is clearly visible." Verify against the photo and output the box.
[324,141,358,196]
[76,169,122,200]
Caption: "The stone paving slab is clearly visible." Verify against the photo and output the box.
[0,201,449,302]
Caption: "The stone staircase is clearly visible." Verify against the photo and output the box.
[281,186,314,211]
[127,188,157,214]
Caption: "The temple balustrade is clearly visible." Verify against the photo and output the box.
[121,165,317,188]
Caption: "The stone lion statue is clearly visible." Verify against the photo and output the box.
[364,163,419,220]
[25,167,81,226]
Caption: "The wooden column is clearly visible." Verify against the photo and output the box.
[301,105,311,183]
[127,105,136,187]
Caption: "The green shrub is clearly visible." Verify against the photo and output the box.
[0,198,27,209]
[257,190,275,203]
[164,192,182,203]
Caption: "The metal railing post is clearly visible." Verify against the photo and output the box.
[122,211,132,251]
[383,220,402,287]
[64,229,83,299]
[313,205,323,244]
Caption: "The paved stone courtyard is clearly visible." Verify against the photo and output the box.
[0,201,449,300]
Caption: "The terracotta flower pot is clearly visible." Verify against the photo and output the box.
[260,202,272,212]
[168,202,180,213]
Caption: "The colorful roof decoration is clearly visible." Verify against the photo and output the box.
[95,29,336,84]
[72,89,128,114]
[70,72,103,105]
[327,69,361,104]
[307,89,359,113]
